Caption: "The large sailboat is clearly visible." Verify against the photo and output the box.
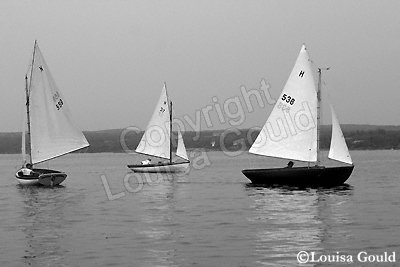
[15,41,89,186]
[242,45,354,187]
[127,83,190,173]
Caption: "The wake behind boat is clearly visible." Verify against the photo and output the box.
[15,41,89,186]
[242,44,354,187]
[127,83,190,173]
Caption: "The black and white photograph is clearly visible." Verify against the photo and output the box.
[0,0,399,266]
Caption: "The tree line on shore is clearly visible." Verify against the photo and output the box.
[0,125,399,154]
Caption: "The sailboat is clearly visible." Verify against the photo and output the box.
[15,41,89,186]
[242,45,354,187]
[127,83,190,173]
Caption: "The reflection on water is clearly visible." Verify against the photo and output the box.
[17,185,84,267]
[245,185,354,266]
[1,151,399,266]
[126,172,180,267]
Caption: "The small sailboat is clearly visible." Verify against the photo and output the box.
[127,83,190,173]
[15,41,89,186]
[242,45,354,187]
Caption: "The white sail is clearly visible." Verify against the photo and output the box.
[249,44,318,162]
[29,42,89,164]
[328,106,352,164]
[135,84,171,159]
[176,129,189,161]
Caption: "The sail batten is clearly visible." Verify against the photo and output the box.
[249,44,318,162]
[28,42,89,164]
[328,106,352,165]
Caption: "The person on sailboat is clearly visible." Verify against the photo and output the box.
[286,161,294,168]
[18,163,38,177]
[141,159,152,165]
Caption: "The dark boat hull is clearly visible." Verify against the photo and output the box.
[15,168,67,186]
[242,165,354,187]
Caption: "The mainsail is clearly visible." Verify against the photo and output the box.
[176,129,189,161]
[28,42,89,164]
[249,44,318,162]
[135,84,171,159]
[328,106,352,164]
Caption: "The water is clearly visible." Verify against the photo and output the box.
[0,150,399,266]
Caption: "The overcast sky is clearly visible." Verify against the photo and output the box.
[0,0,399,132]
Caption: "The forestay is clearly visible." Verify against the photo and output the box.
[249,44,318,162]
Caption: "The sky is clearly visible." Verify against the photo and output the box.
[0,0,399,132]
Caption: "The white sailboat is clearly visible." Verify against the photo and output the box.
[15,41,89,186]
[127,83,190,173]
[242,44,354,186]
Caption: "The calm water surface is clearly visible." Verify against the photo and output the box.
[0,150,399,266]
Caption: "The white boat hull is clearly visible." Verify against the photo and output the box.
[15,177,40,186]
[128,162,189,173]
[15,168,67,186]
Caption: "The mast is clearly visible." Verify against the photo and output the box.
[164,82,173,164]
[169,100,173,164]
[316,67,329,166]
[26,40,37,164]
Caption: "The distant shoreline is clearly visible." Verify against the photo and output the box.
[1,124,400,154]
[0,148,398,156]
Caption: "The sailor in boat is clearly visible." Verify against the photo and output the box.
[141,159,152,165]
[17,163,38,177]
[286,161,294,168]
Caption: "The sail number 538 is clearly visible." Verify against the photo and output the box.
[281,94,295,105]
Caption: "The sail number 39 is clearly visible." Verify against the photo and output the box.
[53,92,64,110]
[281,94,295,105]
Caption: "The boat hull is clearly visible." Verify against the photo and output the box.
[127,162,189,173]
[242,165,354,187]
[15,168,67,186]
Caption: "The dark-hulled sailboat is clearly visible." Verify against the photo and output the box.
[127,83,190,173]
[242,45,354,187]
